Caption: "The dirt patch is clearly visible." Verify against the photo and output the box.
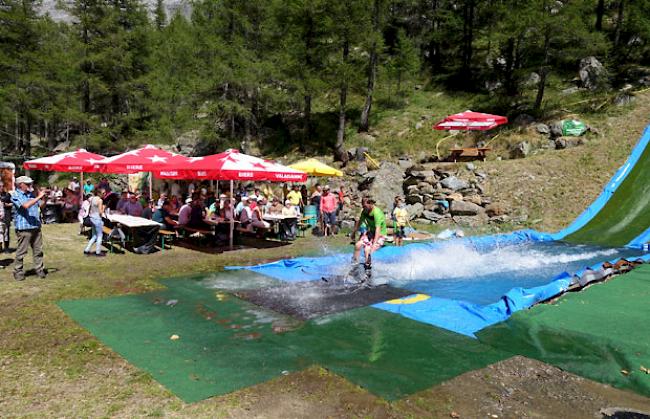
[395,356,650,419]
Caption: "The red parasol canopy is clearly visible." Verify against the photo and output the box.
[433,110,508,131]
[155,149,307,182]
[94,144,191,174]
[23,149,106,172]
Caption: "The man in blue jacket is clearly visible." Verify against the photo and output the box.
[11,176,47,281]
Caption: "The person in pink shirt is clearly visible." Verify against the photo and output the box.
[320,185,338,236]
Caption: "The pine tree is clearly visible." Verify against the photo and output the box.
[154,0,167,30]
[325,0,371,162]
[272,0,329,148]
[358,0,387,133]
[0,0,44,155]
[65,0,152,145]
[388,28,420,95]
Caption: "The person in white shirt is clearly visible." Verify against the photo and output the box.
[156,193,167,209]
[170,182,181,198]
[280,200,298,240]
[234,196,247,217]
[68,177,80,192]
[177,198,193,226]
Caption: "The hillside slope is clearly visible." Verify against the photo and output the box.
[479,92,650,232]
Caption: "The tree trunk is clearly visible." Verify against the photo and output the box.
[503,37,517,96]
[359,0,380,133]
[428,0,441,72]
[82,21,91,116]
[335,41,350,163]
[23,114,31,157]
[461,0,475,81]
[397,70,402,94]
[613,0,625,48]
[534,33,551,111]
[595,0,605,31]
[302,94,311,151]
[14,112,19,151]
[242,115,250,154]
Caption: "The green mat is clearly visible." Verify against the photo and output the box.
[477,264,650,397]
[565,140,650,247]
[59,277,508,402]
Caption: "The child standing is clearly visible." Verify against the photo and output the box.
[392,197,409,246]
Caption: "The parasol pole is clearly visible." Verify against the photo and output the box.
[229,180,234,249]
[149,172,153,199]
[80,171,84,202]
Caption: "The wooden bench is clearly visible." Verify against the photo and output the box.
[102,226,124,253]
[448,147,491,162]
[158,229,176,251]
[298,215,315,237]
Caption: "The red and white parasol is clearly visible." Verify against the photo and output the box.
[433,110,508,131]
[155,149,307,182]
[94,144,190,174]
[23,149,105,172]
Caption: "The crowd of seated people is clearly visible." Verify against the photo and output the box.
[71,178,346,244]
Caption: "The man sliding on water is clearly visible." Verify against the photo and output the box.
[350,197,388,281]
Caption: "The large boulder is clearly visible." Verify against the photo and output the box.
[513,114,535,127]
[464,195,483,206]
[406,194,423,205]
[550,122,563,138]
[446,192,464,202]
[450,200,483,216]
[406,202,424,220]
[510,141,531,159]
[613,92,635,107]
[579,56,607,90]
[485,202,507,217]
[397,157,414,170]
[524,72,541,87]
[440,176,469,191]
[417,182,435,195]
[422,210,443,222]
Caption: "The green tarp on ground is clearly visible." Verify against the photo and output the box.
[477,264,650,397]
[59,277,509,402]
[564,140,650,247]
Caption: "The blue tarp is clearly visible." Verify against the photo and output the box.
[373,272,573,337]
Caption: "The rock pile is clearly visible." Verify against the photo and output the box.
[401,162,507,227]
[336,158,508,229]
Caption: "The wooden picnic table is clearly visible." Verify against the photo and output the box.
[263,214,298,222]
[106,213,161,228]
[448,147,491,162]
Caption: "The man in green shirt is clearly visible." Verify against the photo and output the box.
[351,197,387,268]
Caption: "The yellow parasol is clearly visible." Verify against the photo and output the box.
[289,158,343,177]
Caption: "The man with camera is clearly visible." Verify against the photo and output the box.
[11,176,47,281]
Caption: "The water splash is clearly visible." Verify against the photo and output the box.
[373,242,620,282]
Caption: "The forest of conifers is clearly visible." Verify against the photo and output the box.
[1,0,649,160]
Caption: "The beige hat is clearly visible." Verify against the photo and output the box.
[15,176,33,184]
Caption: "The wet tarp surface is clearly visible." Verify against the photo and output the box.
[564,137,650,247]
[236,280,412,320]
[59,277,508,402]
[477,264,650,397]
